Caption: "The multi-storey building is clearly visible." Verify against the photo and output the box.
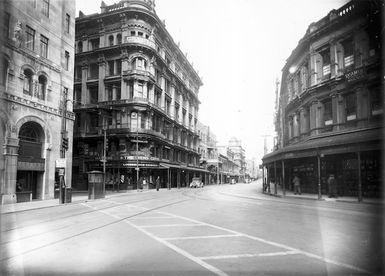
[72,0,203,190]
[197,121,216,184]
[228,137,246,183]
[0,0,75,204]
[263,0,383,200]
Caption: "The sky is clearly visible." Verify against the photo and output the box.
[76,0,349,162]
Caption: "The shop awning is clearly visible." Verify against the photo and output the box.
[262,128,382,164]
[159,163,181,169]
[186,167,209,173]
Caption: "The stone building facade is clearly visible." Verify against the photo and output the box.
[0,0,75,204]
[72,0,203,190]
[263,0,383,200]
[228,137,246,183]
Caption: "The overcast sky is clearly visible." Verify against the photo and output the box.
[76,0,349,162]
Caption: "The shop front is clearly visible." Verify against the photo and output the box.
[262,129,382,200]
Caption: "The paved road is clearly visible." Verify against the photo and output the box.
[1,182,383,275]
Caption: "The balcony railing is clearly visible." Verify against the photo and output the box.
[125,36,155,50]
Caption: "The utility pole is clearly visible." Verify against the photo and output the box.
[103,127,107,196]
[59,88,68,204]
[136,113,139,192]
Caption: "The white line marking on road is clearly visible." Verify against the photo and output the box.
[140,223,203,228]
[199,251,299,260]
[154,210,372,274]
[124,219,230,276]
[130,216,174,219]
[81,203,230,276]
[164,234,242,241]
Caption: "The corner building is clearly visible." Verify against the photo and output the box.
[263,0,383,200]
[73,0,203,190]
[0,0,75,204]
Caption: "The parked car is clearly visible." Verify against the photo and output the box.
[190,177,203,188]
[230,178,236,185]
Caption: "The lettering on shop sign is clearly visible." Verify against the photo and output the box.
[18,161,45,171]
[122,163,158,167]
[120,155,159,161]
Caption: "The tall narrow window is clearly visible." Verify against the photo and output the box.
[137,81,144,98]
[38,75,47,100]
[65,13,70,33]
[345,93,357,121]
[26,26,35,51]
[65,51,70,71]
[42,0,50,17]
[371,88,383,116]
[320,48,331,77]
[77,41,83,53]
[40,35,48,58]
[116,59,121,75]
[108,35,114,46]
[342,38,354,68]
[117,34,122,45]
[23,69,33,95]
[324,100,333,125]
[108,60,114,76]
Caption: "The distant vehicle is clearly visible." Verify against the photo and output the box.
[190,177,203,188]
[230,178,236,185]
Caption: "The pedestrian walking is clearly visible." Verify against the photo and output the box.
[155,176,160,191]
[292,174,301,195]
[327,174,338,198]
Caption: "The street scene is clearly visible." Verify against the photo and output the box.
[1,182,383,275]
[0,0,384,275]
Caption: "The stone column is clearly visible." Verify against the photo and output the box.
[81,63,88,104]
[179,94,183,124]
[98,57,106,102]
[310,100,321,135]
[293,112,300,139]
[310,49,318,86]
[1,137,19,204]
[121,51,129,100]
[170,84,176,120]
[112,85,118,101]
[299,107,309,135]
[160,75,165,109]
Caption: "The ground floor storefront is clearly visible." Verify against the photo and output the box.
[71,159,210,191]
[262,129,382,201]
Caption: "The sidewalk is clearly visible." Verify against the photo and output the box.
[0,189,152,214]
[263,183,384,205]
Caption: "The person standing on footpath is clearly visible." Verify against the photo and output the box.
[292,174,301,195]
[155,176,160,191]
[327,174,338,198]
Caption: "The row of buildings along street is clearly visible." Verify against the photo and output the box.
[0,0,257,204]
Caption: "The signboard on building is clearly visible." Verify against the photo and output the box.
[56,158,66,168]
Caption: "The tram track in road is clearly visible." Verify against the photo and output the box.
[1,190,190,233]
[0,195,194,262]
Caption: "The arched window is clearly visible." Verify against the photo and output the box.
[38,75,47,100]
[77,41,83,53]
[108,35,114,46]
[23,69,33,95]
[117,34,122,45]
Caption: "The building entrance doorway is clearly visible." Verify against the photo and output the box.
[17,171,38,199]
[17,121,45,200]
